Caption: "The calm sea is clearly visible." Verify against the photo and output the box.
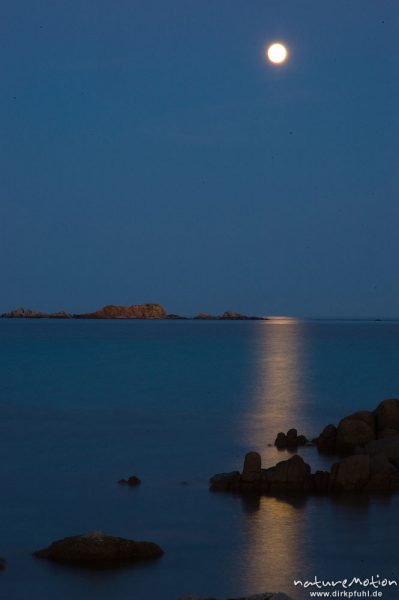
[0,319,398,600]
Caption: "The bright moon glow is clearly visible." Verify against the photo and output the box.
[267,43,288,64]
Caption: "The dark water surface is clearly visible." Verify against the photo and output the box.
[0,319,398,600]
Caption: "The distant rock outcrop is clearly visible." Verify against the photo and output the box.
[76,304,167,319]
[194,311,266,321]
[1,307,71,318]
[2,304,267,320]
[33,531,163,568]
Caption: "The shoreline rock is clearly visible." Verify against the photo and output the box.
[33,531,164,568]
[314,400,399,455]
[210,446,399,495]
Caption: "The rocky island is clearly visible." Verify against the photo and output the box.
[76,303,167,319]
[1,304,267,320]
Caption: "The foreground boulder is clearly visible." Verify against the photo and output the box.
[241,451,262,484]
[263,455,313,492]
[358,436,399,466]
[330,455,371,492]
[366,454,399,492]
[33,531,163,568]
[275,429,308,449]
[336,412,375,454]
[314,424,337,453]
[315,400,399,455]
[374,399,399,433]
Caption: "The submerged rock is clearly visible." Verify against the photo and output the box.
[0,557,5,570]
[33,531,163,568]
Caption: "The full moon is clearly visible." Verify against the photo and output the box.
[267,43,288,64]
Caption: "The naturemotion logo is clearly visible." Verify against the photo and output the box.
[294,575,397,598]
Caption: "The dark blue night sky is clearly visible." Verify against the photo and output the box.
[1,1,398,317]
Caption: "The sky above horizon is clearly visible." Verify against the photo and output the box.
[1,1,398,318]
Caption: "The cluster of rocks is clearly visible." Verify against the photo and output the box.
[210,453,329,494]
[179,594,293,600]
[274,428,308,449]
[33,531,164,568]
[314,399,399,454]
[1,305,267,321]
[211,399,399,494]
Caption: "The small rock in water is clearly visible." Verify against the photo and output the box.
[0,557,6,570]
[274,429,308,449]
[118,475,141,486]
